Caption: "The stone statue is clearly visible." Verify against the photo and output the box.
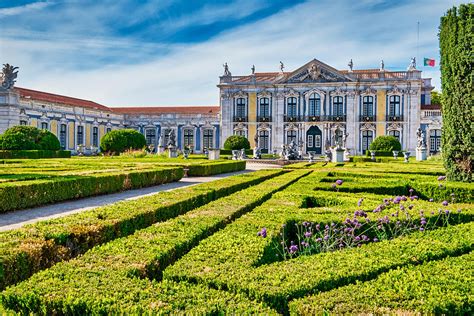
[223,62,231,76]
[168,129,176,147]
[284,140,299,160]
[159,131,165,147]
[251,65,255,75]
[348,59,353,72]
[308,63,322,80]
[280,61,285,73]
[416,127,425,148]
[408,57,416,71]
[1,64,19,90]
[380,60,385,71]
[342,131,349,148]
[254,133,259,148]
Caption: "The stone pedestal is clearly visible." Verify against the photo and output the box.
[403,152,411,163]
[157,146,164,154]
[168,146,177,158]
[208,149,220,160]
[416,147,427,161]
[332,148,345,163]
[344,148,350,162]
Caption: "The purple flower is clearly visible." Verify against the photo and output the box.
[408,204,414,210]
[419,227,425,231]
[289,244,298,254]
[304,231,312,238]
[361,235,369,241]
[315,224,321,231]
[357,198,364,207]
[393,196,402,204]
[258,227,267,238]
[331,183,337,189]
[442,200,449,207]
[335,179,343,186]
[373,237,379,242]
[429,198,434,202]
[409,188,414,193]
[437,176,446,181]
[400,205,405,211]
[316,237,322,243]
[401,196,407,201]
[450,193,455,197]
[445,210,450,215]
[354,236,361,241]
[323,235,329,241]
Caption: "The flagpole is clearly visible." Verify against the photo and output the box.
[417,21,420,67]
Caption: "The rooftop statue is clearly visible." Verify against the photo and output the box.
[348,59,353,72]
[223,62,231,76]
[1,64,19,90]
[407,57,416,71]
[280,61,285,73]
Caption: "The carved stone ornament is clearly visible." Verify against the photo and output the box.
[360,86,376,95]
[232,90,247,98]
[361,123,376,130]
[221,91,232,100]
[284,88,299,97]
[331,86,346,96]
[1,64,19,90]
[234,122,246,130]
[387,123,401,130]
[285,122,298,130]
[330,123,345,130]
[257,122,270,130]
[388,85,404,94]
[257,89,272,98]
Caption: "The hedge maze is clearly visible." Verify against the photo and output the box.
[1,161,473,314]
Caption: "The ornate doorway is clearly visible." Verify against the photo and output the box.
[306,126,322,154]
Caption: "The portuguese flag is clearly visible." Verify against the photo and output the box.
[424,58,435,67]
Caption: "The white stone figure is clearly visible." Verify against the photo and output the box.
[408,57,416,71]
[416,127,425,148]
[280,61,284,73]
[251,65,255,75]
[380,60,385,71]
[1,63,19,90]
[348,59,353,72]
[223,62,231,76]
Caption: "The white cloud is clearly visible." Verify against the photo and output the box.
[0,1,52,17]
[1,0,463,106]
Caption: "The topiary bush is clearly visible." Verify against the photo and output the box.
[439,3,473,182]
[0,126,60,150]
[369,136,402,152]
[100,129,146,154]
[223,135,250,150]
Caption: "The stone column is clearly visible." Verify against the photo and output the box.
[406,89,420,152]
[219,92,233,148]
[345,91,357,153]
[0,89,20,133]
[272,90,285,149]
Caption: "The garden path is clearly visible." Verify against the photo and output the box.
[0,163,280,231]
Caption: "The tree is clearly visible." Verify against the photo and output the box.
[0,125,60,150]
[223,135,250,150]
[369,136,402,152]
[439,3,473,182]
[100,129,146,154]
[431,90,442,105]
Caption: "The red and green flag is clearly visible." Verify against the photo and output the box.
[424,58,435,67]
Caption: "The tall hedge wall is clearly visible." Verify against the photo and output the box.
[439,3,473,182]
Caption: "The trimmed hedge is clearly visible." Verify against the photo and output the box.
[223,135,250,150]
[0,126,60,150]
[0,150,71,159]
[0,167,184,213]
[100,129,146,154]
[0,169,283,290]
[289,252,473,315]
[186,160,246,176]
[1,172,307,314]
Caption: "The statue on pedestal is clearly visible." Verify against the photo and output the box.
[1,64,19,90]
[416,127,425,148]
[168,130,176,147]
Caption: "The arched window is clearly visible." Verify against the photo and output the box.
[389,95,401,117]
[308,93,321,116]
[145,128,156,146]
[258,130,270,152]
[429,129,441,153]
[184,129,194,148]
[388,130,400,142]
[41,122,48,130]
[362,96,374,117]
[236,98,246,118]
[92,127,99,147]
[287,130,297,143]
[362,130,374,154]
[287,97,297,117]
[333,96,344,116]
[203,129,214,149]
[259,98,270,118]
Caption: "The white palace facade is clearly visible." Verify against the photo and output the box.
[219,58,442,155]
[0,57,442,156]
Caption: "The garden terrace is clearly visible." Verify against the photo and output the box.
[1,161,473,314]
[0,157,246,212]
[0,169,282,290]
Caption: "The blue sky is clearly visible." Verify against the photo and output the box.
[0,0,463,106]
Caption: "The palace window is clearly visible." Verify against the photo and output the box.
[362,96,374,116]
[259,98,270,117]
[145,128,156,146]
[429,129,441,153]
[60,124,67,149]
[287,97,297,117]
[234,130,246,137]
[184,129,194,148]
[287,130,297,143]
[20,120,27,126]
[106,127,112,134]
[308,93,321,116]
[388,130,401,142]
[333,96,344,116]
[362,130,374,153]
[389,95,401,116]
[315,135,321,148]
[203,129,214,149]
[41,122,48,130]
[236,98,246,117]
[92,127,99,147]
[258,130,269,151]
[77,126,84,145]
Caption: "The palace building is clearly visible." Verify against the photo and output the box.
[218,58,442,155]
[0,57,442,155]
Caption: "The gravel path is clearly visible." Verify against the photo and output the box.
[0,163,280,231]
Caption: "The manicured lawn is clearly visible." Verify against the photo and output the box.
[1,160,473,314]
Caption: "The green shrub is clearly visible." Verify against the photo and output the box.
[186,160,246,176]
[369,135,401,152]
[0,126,60,150]
[0,150,70,159]
[100,129,146,154]
[223,135,250,150]
[439,4,473,182]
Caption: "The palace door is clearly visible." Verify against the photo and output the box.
[306,126,322,154]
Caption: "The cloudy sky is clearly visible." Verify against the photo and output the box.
[0,0,462,107]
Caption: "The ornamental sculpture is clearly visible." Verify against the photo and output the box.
[223,62,231,76]
[1,63,19,90]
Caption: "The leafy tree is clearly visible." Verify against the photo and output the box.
[100,129,146,154]
[439,3,473,181]
[369,136,402,152]
[223,135,250,150]
[0,125,60,150]
[431,91,442,105]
